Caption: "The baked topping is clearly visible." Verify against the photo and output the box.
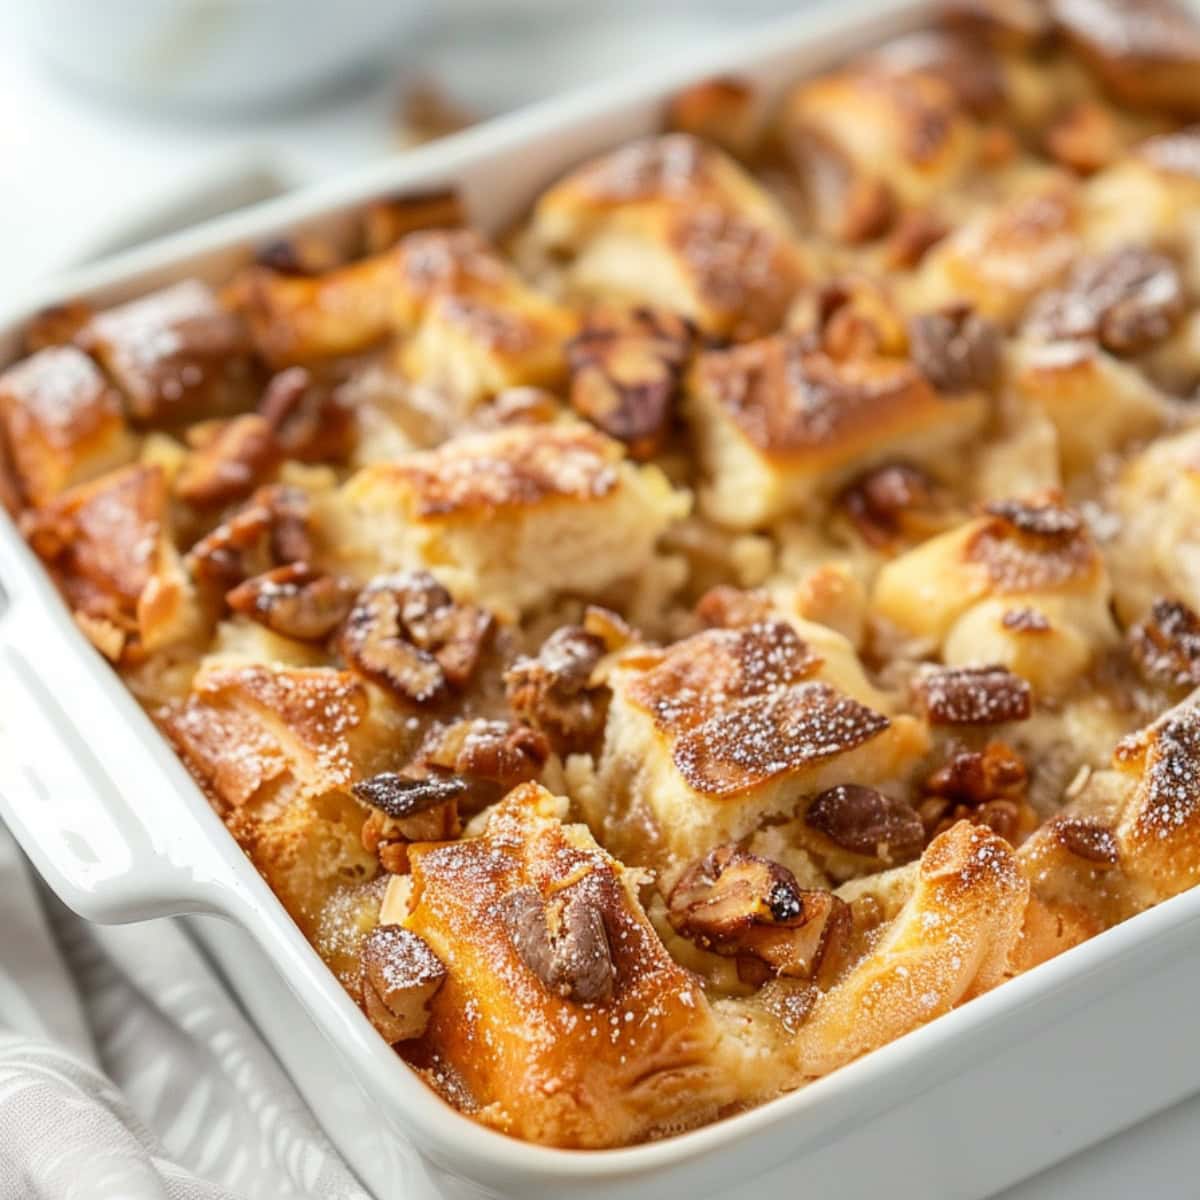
[1024,246,1185,354]
[339,573,493,702]
[911,664,1033,726]
[1129,599,1200,688]
[505,626,608,753]
[226,563,355,641]
[908,305,1002,392]
[360,924,447,1042]
[804,784,926,863]
[967,496,1097,592]
[501,882,616,1004]
[352,772,468,819]
[567,307,694,459]
[667,845,850,982]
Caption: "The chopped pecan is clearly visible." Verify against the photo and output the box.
[908,304,1003,392]
[1024,246,1184,355]
[226,563,355,640]
[566,308,695,459]
[839,462,948,551]
[258,366,357,463]
[362,188,466,254]
[804,784,926,864]
[505,626,609,754]
[1129,599,1200,689]
[668,845,850,984]
[1050,815,1120,865]
[185,484,313,591]
[911,664,1033,726]
[354,772,465,872]
[175,414,281,507]
[340,573,493,703]
[695,585,775,630]
[360,924,447,1042]
[418,718,550,810]
[501,883,616,1004]
[353,771,467,818]
[918,741,1034,844]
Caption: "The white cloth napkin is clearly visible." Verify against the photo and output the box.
[0,824,369,1200]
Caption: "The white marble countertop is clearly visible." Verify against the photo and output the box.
[1,4,1198,1195]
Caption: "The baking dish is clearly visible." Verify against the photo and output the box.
[4,1,1200,1196]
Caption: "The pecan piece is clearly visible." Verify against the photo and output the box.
[1128,599,1200,690]
[352,771,467,818]
[340,573,493,702]
[501,883,616,1004]
[839,462,948,552]
[918,741,1035,844]
[175,414,281,507]
[505,625,609,754]
[418,718,549,809]
[1051,815,1120,865]
[695,585,775,630]
[667,845,850,984]
[258,366,357,463]
[908,304,1003,392]
[226,563,355,641]
[911,664,1033,726]
[1044,99,1124,175]
[566,308,695,459]
[353,771,465,872]
[1024,246,1184,355]
[360,924,447,1042]
[805,784,926,864]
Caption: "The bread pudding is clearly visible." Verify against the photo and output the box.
[9,0,1200,1150]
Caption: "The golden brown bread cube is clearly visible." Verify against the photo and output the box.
[336,424,688,617]
[0,346,136,507]
[598,618,928,869]
[687,337,987,529]
[527,134,811,339]
[393,783,732,1147]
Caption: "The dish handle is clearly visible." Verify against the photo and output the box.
[0,526,250,925]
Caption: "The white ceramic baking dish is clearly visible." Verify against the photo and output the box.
[3,3,1200,1196]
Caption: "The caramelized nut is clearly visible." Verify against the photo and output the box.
[919,741,1035,844]
[418,718,550,810]
[352,771,468,818]
[360,924,447,1042]
[911,664,1033,726]
[1129,598,1200,689]
[1024,246,1184,354]
[176,415,280,507]
[668,845,851,982]
[908,304,1002,392]
[505,626,609,754]
[226,563,355,641]
[501,883,616,1004]
[567,308,695,459]
[805,784,926,864]
[259,366,357,463]
[1051,815,1120,864]
[839,462,949,552]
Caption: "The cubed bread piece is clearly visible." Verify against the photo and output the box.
[527,134,810,339]
[158,662,411,935]
[78,280,253,423]
[393,782,731,1147]
[22,464,202,659]
[872,495,1117,693]
[687,338,987,529]
[792,821,1028,1075]
[913,183,1082,322]
[337,424,688,617]
[1107,426,1200,623]
[598,618,928,869]
[1009,339,1168,477]
[0,346,136,507]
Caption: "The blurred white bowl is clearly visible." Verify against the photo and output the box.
[21,0,428,112]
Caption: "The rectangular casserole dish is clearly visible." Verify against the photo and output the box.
[3,2,1200,1196]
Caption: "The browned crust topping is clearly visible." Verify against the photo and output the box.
[667,844,850,983]
[0,346,123,452]
[395,228,508,298]
[1129,599,1200,689]
[665,77,759,159]
[1024,246,1185,354]
[571,133,711,203]
[911,664,1033,726]
[258,367,357,463]
[417,718,550,808]
[673,681,890,798]
[694,585,775,630]
[908,305,1003,392]
[385,426,621,519]
[966,496,1097,591]
[352,772,468,818]
[696,338,938,460]
[501,882,617,1004]
[567,307,695,459]
[804,784,926,863]
[226,563,355,641]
